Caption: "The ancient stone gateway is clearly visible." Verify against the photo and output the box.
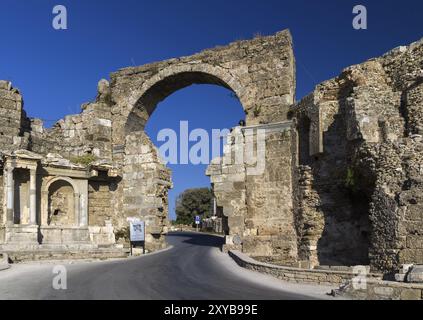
[110,31,296,258]
[1,29,423,277]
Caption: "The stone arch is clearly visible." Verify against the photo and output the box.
[124,64,248,134]
[42,176,80,194]
[107,29,296,252]
[119,66,248,252]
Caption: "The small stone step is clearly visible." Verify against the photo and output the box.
[407,265,423,283]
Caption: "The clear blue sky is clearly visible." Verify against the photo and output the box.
[1,0,422,220]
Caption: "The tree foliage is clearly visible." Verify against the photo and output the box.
[175,188,213,225]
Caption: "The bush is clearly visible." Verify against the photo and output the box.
[345,167,358,192]
[71,154,97,166]
[115,227,130,242]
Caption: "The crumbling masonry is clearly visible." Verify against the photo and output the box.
[0,30,422,276]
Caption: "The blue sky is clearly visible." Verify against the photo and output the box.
[1,0,422,220]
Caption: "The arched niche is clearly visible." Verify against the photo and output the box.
[41,177,81,227]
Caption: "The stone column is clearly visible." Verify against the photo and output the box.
[29,169,37,225]
[74,193,80,227]
[41,191,49,226]
[6,166,15,225]
[79,193,88,227]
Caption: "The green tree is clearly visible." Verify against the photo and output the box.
[175,188,213,225]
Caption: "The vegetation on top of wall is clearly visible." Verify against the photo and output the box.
[71,154,98,166]
[345,167,359,193]
[115,227,130,242]
[253,105,262,117]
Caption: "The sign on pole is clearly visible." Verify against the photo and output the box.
[130,220,145,242]
[128,218,145,255]
[195,215,201,232]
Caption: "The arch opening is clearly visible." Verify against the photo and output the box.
[125,71,244,134]
[122,71,246,244]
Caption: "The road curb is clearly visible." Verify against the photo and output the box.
[0,253,10,271]
[0,264,10,271]
[8,246,175,266]
[126,245,174,260]
[167,230,225,238]
[228,250,382,286]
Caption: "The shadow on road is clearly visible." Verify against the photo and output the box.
[167,232,224,248]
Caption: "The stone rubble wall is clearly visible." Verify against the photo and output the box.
[291,75,373,267]
[292,37,423,273]
[294,166,324,268]
[29,80,113,161]
[122,131,171,251]
[0,81,29,236]
[0,81,30,152]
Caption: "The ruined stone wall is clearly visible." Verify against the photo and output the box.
[374,40,423,272]
[0,81,29,232]
[292,38,423,273]
[29,80,113,161]
[294,165,324,268]
[87,174,119,247]
[123,131,171,250]
[207,128,248,250]
[0,81,30,152]
[244,124,298,264]
[0,79,113,163]
[88,179,113,226]
[207,122,298,264]
[292,76,373,267]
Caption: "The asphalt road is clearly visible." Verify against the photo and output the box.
[0,232,336,300]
